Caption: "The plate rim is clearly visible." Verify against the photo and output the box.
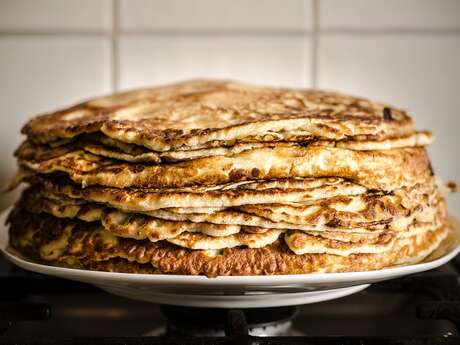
[1,207,460,287]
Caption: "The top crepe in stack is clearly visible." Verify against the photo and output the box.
[6,79,454,276]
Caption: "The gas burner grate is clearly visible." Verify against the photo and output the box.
[161,305,299,337]
[1,259,460,344]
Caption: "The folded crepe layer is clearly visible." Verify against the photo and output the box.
[17,187,388,243]
[19,190,393,246]
[235,187,437,228]
[151,195,445,230]
[19,187,244,241]
[16,131,432,164]
[22,80,415,151]
[19,145,432,191]
[20,187,401,244]
[167,229,284,250]
[27,176,370,210]
[11,199,447,253]
[20,179,441,232]
[284,214,446,256]
[8,207,450,276]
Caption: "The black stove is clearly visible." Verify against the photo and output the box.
[1,256,460,344]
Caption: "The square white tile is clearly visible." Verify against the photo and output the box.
[118,36,312,89]
[317,34,460,215]
[120,0,313,32]
[0,37,111,208]
[0,0,112,31]
[320,0,460,30]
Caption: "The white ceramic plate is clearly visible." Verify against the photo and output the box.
[1,208,459,308]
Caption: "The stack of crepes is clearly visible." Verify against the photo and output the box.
[6,80,455,276]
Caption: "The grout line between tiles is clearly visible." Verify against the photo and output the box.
[118,30,312,37]
[1,30,459,38]
[0,31,311,38]
[0,31,111,37]
[111,0,120,91]
[310,0,319,88]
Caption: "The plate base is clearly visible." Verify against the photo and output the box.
[97,283,370,308]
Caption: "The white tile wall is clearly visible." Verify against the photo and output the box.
[119,36,311,89]
[0,0,459,214]
[320,0,460,30]
[0,0,112,31]
[120,0,313,32]
[0,37,111,208]
[317,34,460,178]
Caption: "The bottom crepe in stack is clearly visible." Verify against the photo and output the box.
[7,176,452,277]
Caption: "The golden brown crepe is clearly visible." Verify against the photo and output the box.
[8,207,450,276]
[16,131,433,164]
[19,145,431,191]
[22,80,414,150]
[24,175,370,211]
[6,79,453,276]
[17,184,445,247]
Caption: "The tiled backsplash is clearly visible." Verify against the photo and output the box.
[0,0,459,213]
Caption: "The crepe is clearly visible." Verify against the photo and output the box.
[16,131,433,165]
[16,186,392,240]
[78,258,159,273]
[19,176,441,230]
[235,183,440,229]
[6,79,453,277]
[17,186,392,244]
[19,145,431,191]
[17,185,447,251]
[8,207,450,276]
[284,216,445,256]
[19,186,245,242]
[167,229,284,250]
[26,176,370,210]
[22,80,415,151]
